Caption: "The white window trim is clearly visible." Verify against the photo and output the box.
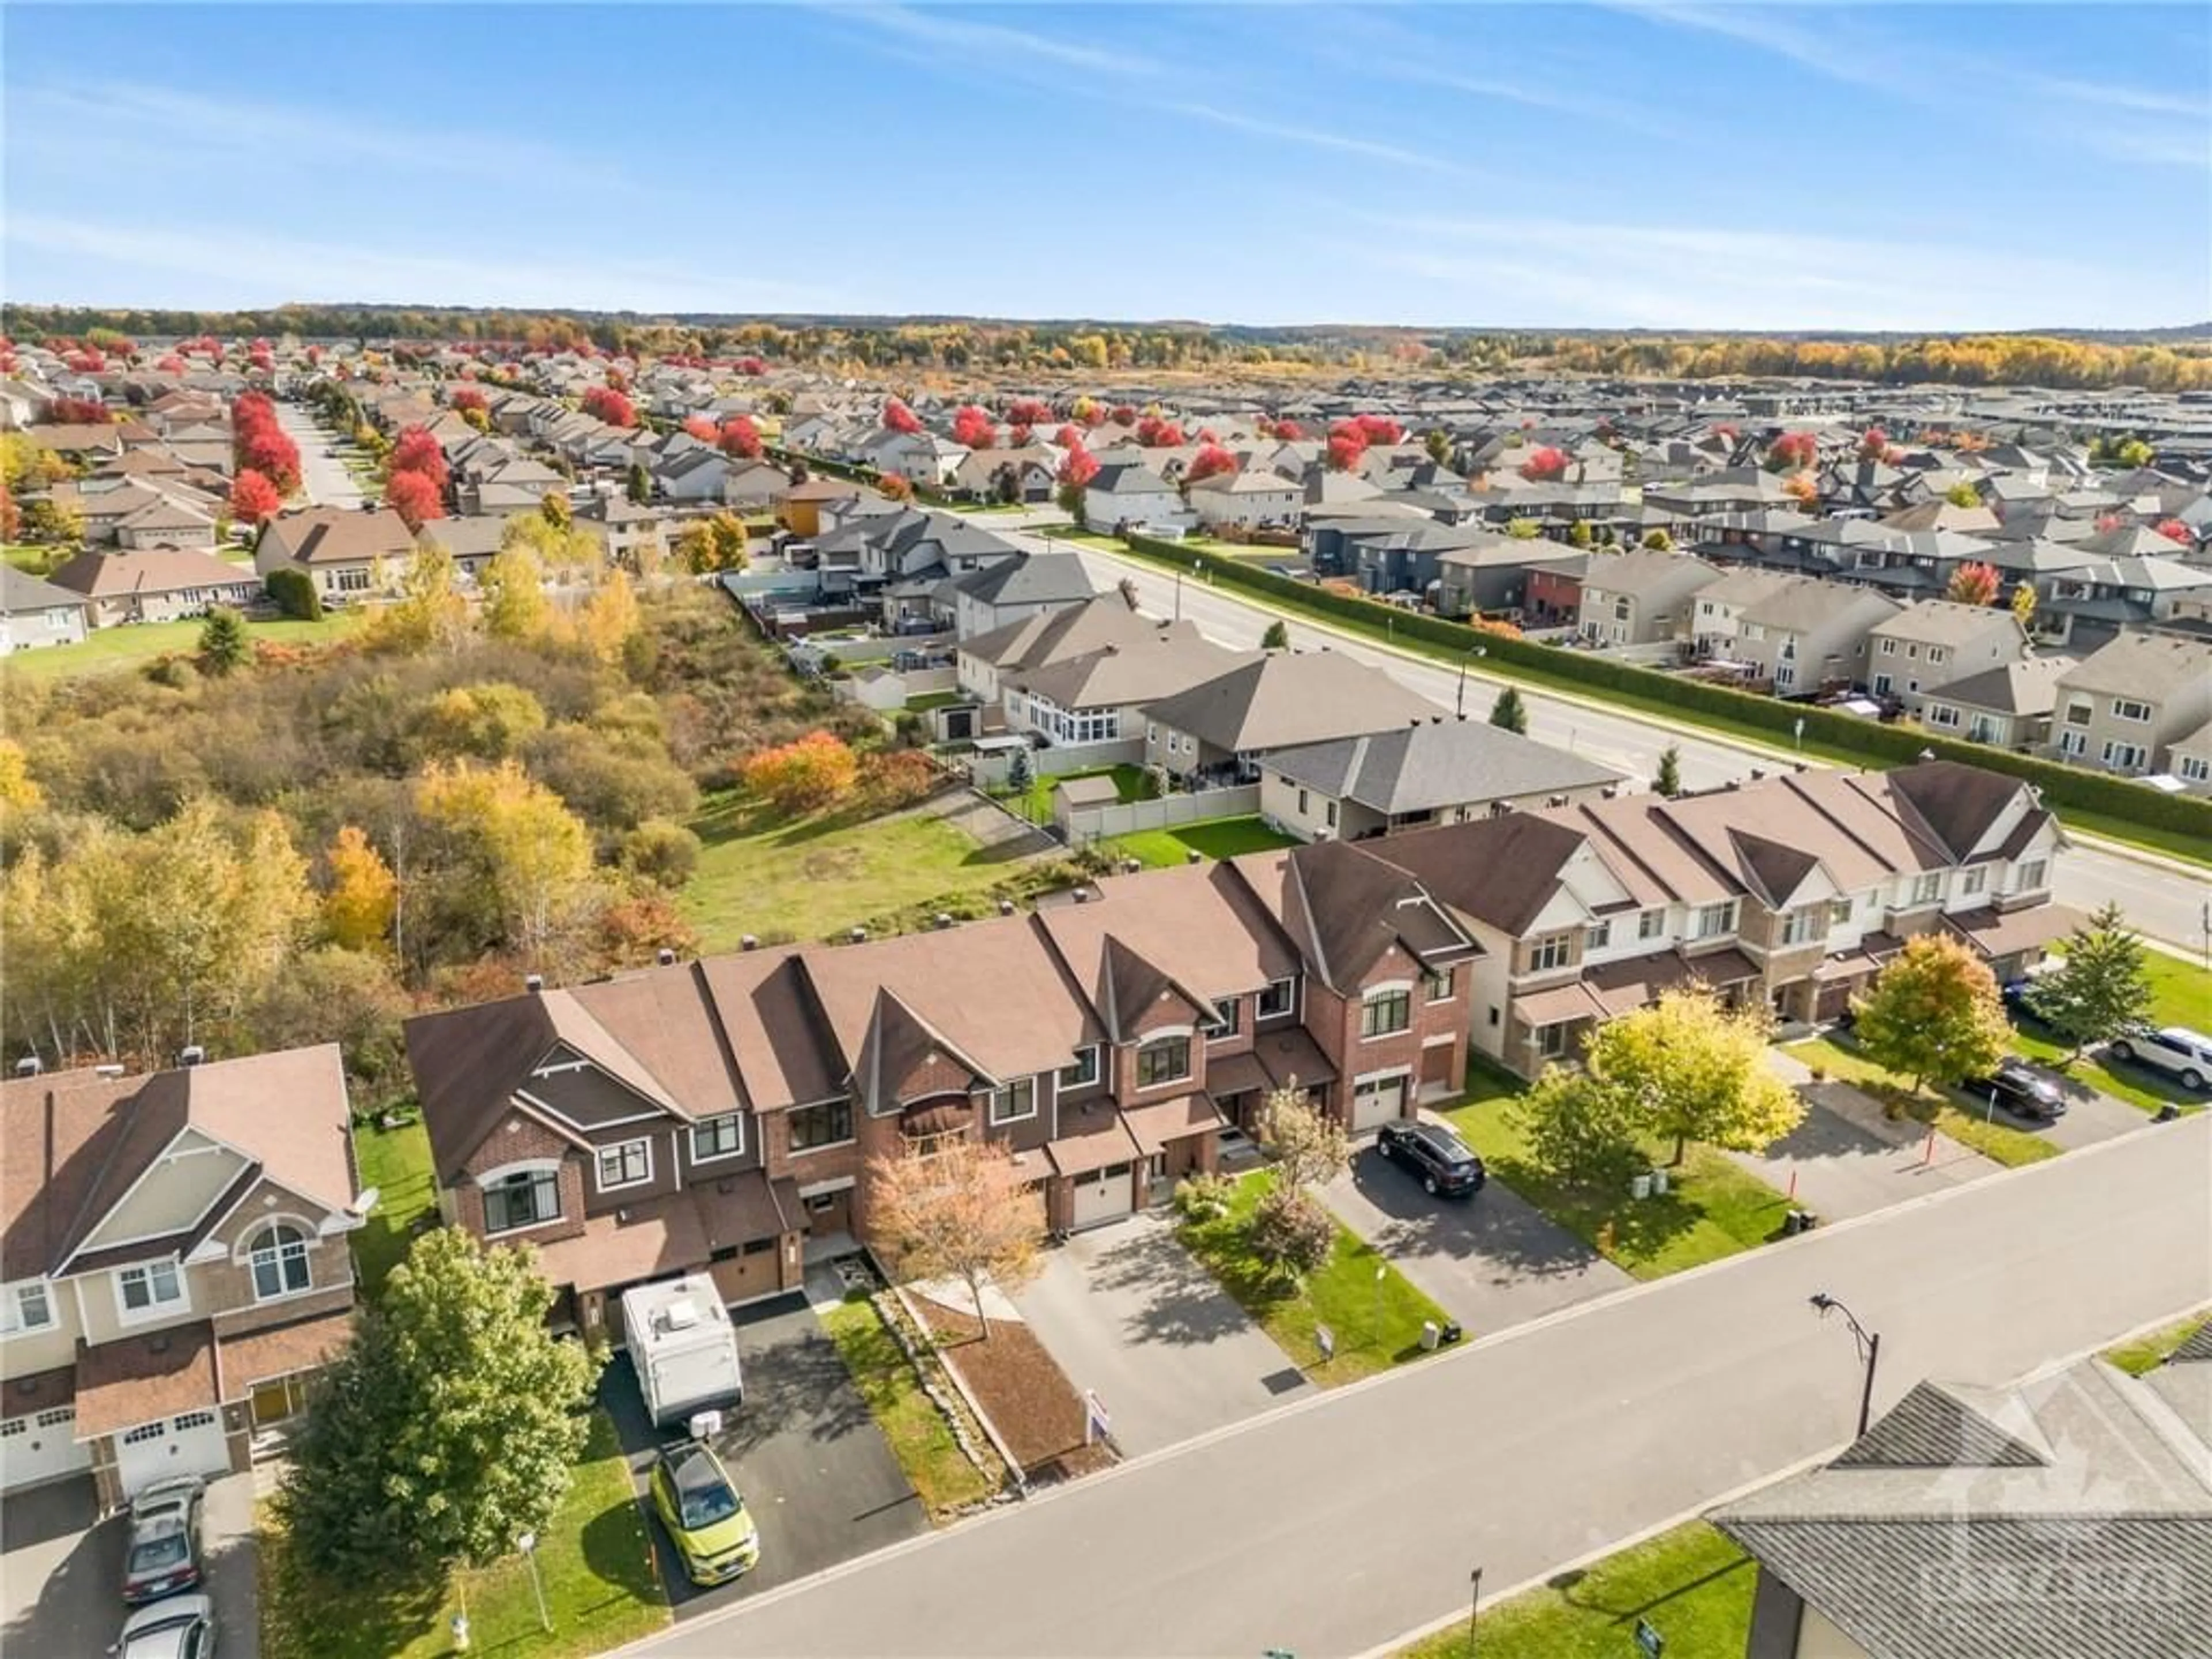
[1134,1034,1194,1089]
[988,1077,1039,1126]
[1359,983,1415,1041]
[1,1279,56,1335]
[1257,977,1297,1020]
[594,1137,654,1194]
[689,1113,746,1165]
[112,1260,190,1327]
[1058,1045,1103,1089]
[244,1222,315,1304]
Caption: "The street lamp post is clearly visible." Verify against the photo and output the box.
[1456,645,1487,719]
[1809,1291,1882,1438]
[1467,1566,1484,1654]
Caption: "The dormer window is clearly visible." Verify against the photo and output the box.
[596,1139,653,1192]
[989,1078,1037,1124]
[1257,978,1296,1018]
[1203,998,1240,1038]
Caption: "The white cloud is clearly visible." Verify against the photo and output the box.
[855,5,1156,77]
[1169,103,1477,178]
[5,215,838,315]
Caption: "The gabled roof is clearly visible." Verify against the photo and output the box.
[1260,719,1623,815]
[1922,656,2075,718]
[955,551,1101,608]
[1141,650,1440,754]
[0,564,89,615]
[1880,760,2044,865]
[48,546,255,599]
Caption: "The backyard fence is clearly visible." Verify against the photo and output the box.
[1061,785,1263,843]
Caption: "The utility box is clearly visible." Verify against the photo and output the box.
[622,1275,744,1429]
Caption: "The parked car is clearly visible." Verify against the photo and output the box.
[1999,961,2061,1023]
[1375,1120,1487,1197]
[649,1439,760,1586]
[109,1594,216,1659]
[121,1477,206,1604]
[2105,1026,2212,1091]
[1959,1059,2068,1122]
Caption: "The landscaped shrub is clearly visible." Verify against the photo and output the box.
[1173,1171,1236,1222]
[264,567,323,620]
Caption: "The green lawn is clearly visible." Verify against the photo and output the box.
[1785,1037,2061,1167]
[1401,1522,1755,1659]
[1179,1169,1452,1384]
[819,1294,1002,1520]
[998,762,1149,824]
[260,1411,668,1659]
[3,542,65,574]
[1107,815,1299,868]
[904,690,967,714]
[2104,1309,2211,1377]
[351,1119,438,1300]
[2010,949,2209,1116]
[0,612,363,682]
[1442,1094,1795,1279]
[681,793,1050,948]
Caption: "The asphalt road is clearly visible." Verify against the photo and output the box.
[1029,533,2212,956]
[624,1113,2212,1659]
[274,399,363,509]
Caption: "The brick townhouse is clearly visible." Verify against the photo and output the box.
[403,851,1477,1339]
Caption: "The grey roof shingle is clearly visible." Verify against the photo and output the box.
[1260,720,1623,815]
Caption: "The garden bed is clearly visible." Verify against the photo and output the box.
[911,1297,1114,1484]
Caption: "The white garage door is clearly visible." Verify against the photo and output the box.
[114,1410,229,1499]
[1070,1164,1135,1230]
[0,1407,92,1492]
[1351,1073,1408,1132]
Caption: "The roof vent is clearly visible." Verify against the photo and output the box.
[998,899,1016,916]
[1749,768,1766,781]
[656,947,677,967]
[524,973,545,993]
[935,912,954,930]
[850,926,868,944]
[179,1044,206,1068]
[741,934,760,951]
[95,1063,126,1078]
[659,1298,702,1334]
[1186,849,1205,864]
[13,1056,40,1078]
[1073,888,1090,904]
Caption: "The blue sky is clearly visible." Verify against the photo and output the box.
[6,4,2207,331]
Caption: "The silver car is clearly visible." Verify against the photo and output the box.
[121,1476,204,1604]
[111,1593,216,1659]
[2107,1026,2212,1092]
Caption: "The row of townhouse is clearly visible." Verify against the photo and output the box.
[0,1048,362,1509]
[402,848,1479,1340]
[397,760,2064,1342]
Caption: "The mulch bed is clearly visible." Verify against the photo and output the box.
[914,1297,1115,1483]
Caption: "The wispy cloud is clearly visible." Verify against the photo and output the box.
[1170,103,1476,177]
[855,4,1155,77]
[2017,71,2211,120]
[5,215,837,314]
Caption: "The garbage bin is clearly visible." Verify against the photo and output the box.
[1782,1210,1803,1237]
[1650,1169,1671,1196]
[1421,1320,1441,1351]
[1630,1172,1653,1200]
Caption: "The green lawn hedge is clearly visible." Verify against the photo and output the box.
[1119,531,2212,850]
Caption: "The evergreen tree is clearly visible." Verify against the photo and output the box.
[626,460,652,505]
[1490,685,1529,735]
[1656,744,1683,797]
[197,605,249,676]
[1260,619,1290,650]
[2027,903,2153,1062]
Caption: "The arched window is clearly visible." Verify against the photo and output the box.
[247,1224,311,1301]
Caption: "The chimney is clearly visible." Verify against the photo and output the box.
[741,934,760,951]
[95,1063,126,1078]
[656,947,677,967]
[524,973,545,994]
[13,1056,40,1078]
[179,1044,206,1068]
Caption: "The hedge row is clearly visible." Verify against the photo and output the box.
[1120,531,2212,845]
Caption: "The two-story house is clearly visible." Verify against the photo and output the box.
[1084,461,1190,535]
[2048,631,2212,779]
[1,1046,361,1508]
[1731,578,1903,694]
[1186,469,1302,532]
[1576,549,1724,647]
[1865,599,2029,709]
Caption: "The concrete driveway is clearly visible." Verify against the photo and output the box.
[1,1472,259,1659]
[1323,1147,1632,1337]
[1013,1214,1310,1456]
[1732,1085,2001,1220]
[604,1294,925,1620]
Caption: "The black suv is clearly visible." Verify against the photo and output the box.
[1960,1058,2068,1123]
[1376,1120,1487,1198]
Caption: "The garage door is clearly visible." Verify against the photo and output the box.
[1351,1073,1408,1132]
[1,1406,92,1492]
[114,1410,229,1498]
[1070,1164,1134,1230]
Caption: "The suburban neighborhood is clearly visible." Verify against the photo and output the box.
[3,6,2210,1658]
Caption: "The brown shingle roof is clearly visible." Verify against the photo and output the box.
[75,1324,221,1437]
[258,506,415,567]
[218,1309,353,1394]
[48,547,255,600]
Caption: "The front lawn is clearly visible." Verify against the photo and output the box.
[2010,949,2209,1116]
[351,1118,438,1300]
[1400,1522,1755,1659]
[1442,1096,1794,1280]
[1179,1169,1452,1385]
[681,793,1051,947]
[0,612,363,683]
[2104,1309,2210,1376]
[260,1411,668,1659]
[820,1294,1003,1520]
[1108,814,1299,868]
[1785,1037,2061,1168]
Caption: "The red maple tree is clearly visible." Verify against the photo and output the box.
[1326,433,1368,472]
[1058,445,1100,490]
[718,416,763,459]
[1768,431,1817,470]
[952,406,997,449]
[1007,399,1051,426]
[683,415,718,443]
[1135,416,1185,448]
[2154,517,2193,546]
[385,467,444,532]
[1109,404,1139,426]
[1185,444,1238,483]
[1271,419,1304,441]
[582,385,636,427]
[389,426,450,495]
[1519,446,1569,482]
[449,387,490,416]
[229,469,283,525]
[882,399,922,435]
[47,396,109,424]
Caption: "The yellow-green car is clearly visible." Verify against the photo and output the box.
[649,1440,760,1585]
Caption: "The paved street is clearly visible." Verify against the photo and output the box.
[626,1113,2211,1659]
[1,1472,259,1659]
[274,398,363,508]
[1321,1146,1632,1335]
[1022,533,2212,953]
[1012,1214,1310,1456]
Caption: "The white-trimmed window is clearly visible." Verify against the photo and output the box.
[691,1114,744,1163]
[1691,902,1737,940]
[1960,866,1987,896]
[116,1262,185,1321]
[1426,967,1456,1002]
[1256,978,1296,1018]
[1780,905,1825,946]
[2,1280,55,1334]
[2058,729,2089,757]
[2180,756,2210,785]
[787,1100,854,1152]
[247,1223,312,1301]
[1204,998,1240,1038]
[1529,933,1573,972]
[989,1078,1037,1124]
[2103,740,2146,771]
[1360,987,1412,1038]
[2017,859,2048,892]
[1135,1035,1191,1089]
[483,1166,562,1233]
[1585,921,1612,953]
[1638,907,1666,940]
[2112,698,2152,724]
[1910,872,1944,905]
[595,1138,653,1192]
[1058,1046,1102,1089]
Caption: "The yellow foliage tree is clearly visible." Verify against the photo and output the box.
[480,542,552,643]
[415,760,593,965]
[323,825,399,952]
[0,738,43,810]
[578,568,639,665]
